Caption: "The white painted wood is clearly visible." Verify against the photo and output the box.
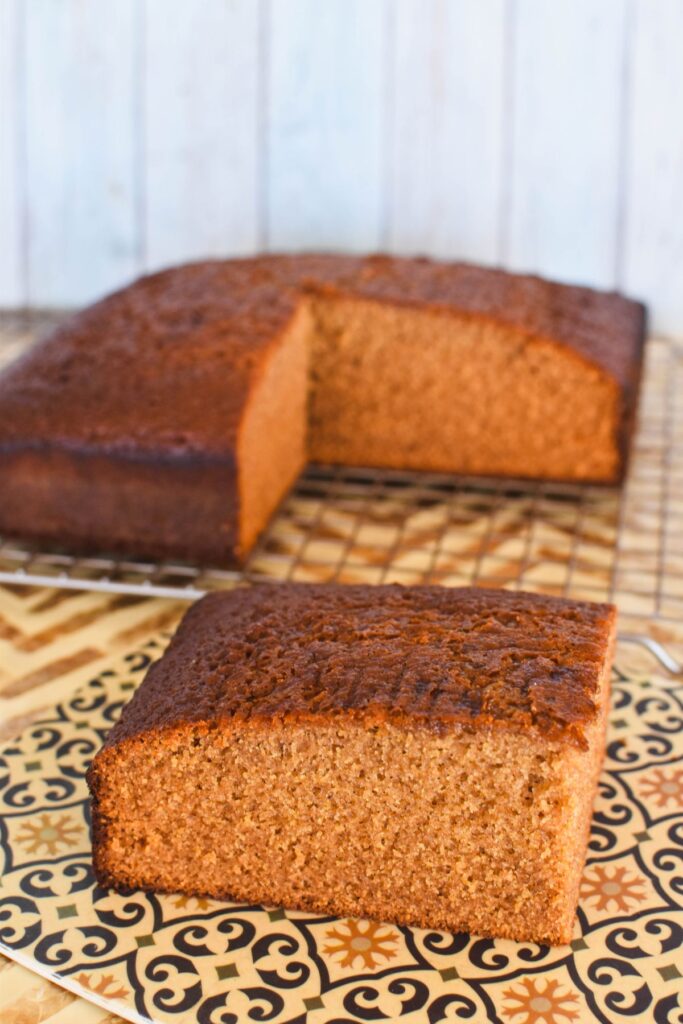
[3,0,683,332]
[143,0,261,270]
[389,0,506,265]
[266,0,387,252]
[506,0,625,289]
[623,0,683,333]
[24,0,138,306]
[0,0,24,305]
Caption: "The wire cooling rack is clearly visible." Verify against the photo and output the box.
[1,311,682,622]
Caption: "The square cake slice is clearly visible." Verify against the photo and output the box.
[87,584,616,944]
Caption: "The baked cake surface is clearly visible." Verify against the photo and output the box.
[88,583,616,943]
[0,255,646,563]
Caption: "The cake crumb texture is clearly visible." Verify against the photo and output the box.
[0,254,646,564]
[88,584,616,944]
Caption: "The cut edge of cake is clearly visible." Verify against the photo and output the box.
[307,291,640,483]
[87,584,617,944]
[0,255,647,565]
[236,301,311,557]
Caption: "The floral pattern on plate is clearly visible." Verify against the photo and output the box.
[0,640,681,1024]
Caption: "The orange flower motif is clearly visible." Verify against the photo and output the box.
[639,768,683,809]
[16,812,82,855]
[580,863,647,912]
[76,971,129,1000]
[171,894,211,910]
[323,918,399,970]
[502,977,580,1024]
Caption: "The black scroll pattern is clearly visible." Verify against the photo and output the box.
[0,651,681,1023]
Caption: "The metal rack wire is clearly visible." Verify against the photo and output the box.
[1,312,682,621]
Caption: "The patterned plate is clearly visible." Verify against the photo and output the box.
[0,637,681,1024]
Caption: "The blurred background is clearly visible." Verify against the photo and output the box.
[1,0,682,332]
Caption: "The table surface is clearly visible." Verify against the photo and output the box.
[0,585,187,1024]
[1,317,682,1023]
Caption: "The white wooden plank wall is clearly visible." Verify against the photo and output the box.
[1,0,682,332]
[23,0,139,306]
[144,0,261,268]
[268,0,388,251]
[389,0,507,263]
[506,0,626,289]
[0,0,23,305]
[623,0,683,335]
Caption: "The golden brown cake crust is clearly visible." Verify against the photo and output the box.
[0,255,646,563]
[101,583,616,752]
[0,254,645,454]
[304,253,646,395]
[0,264,297,456]
[88,583,616,943]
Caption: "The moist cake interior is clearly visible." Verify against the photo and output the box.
[0,255,645,564]
[237,303,311,555]
[307,295,620,481]
[93,717,603,944]
[239,291,623,551]
[90,584,616,944]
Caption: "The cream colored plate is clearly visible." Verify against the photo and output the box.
[1,638,682,1024]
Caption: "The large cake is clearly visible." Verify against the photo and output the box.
[88,583,616,944]
[0,255,646,564]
